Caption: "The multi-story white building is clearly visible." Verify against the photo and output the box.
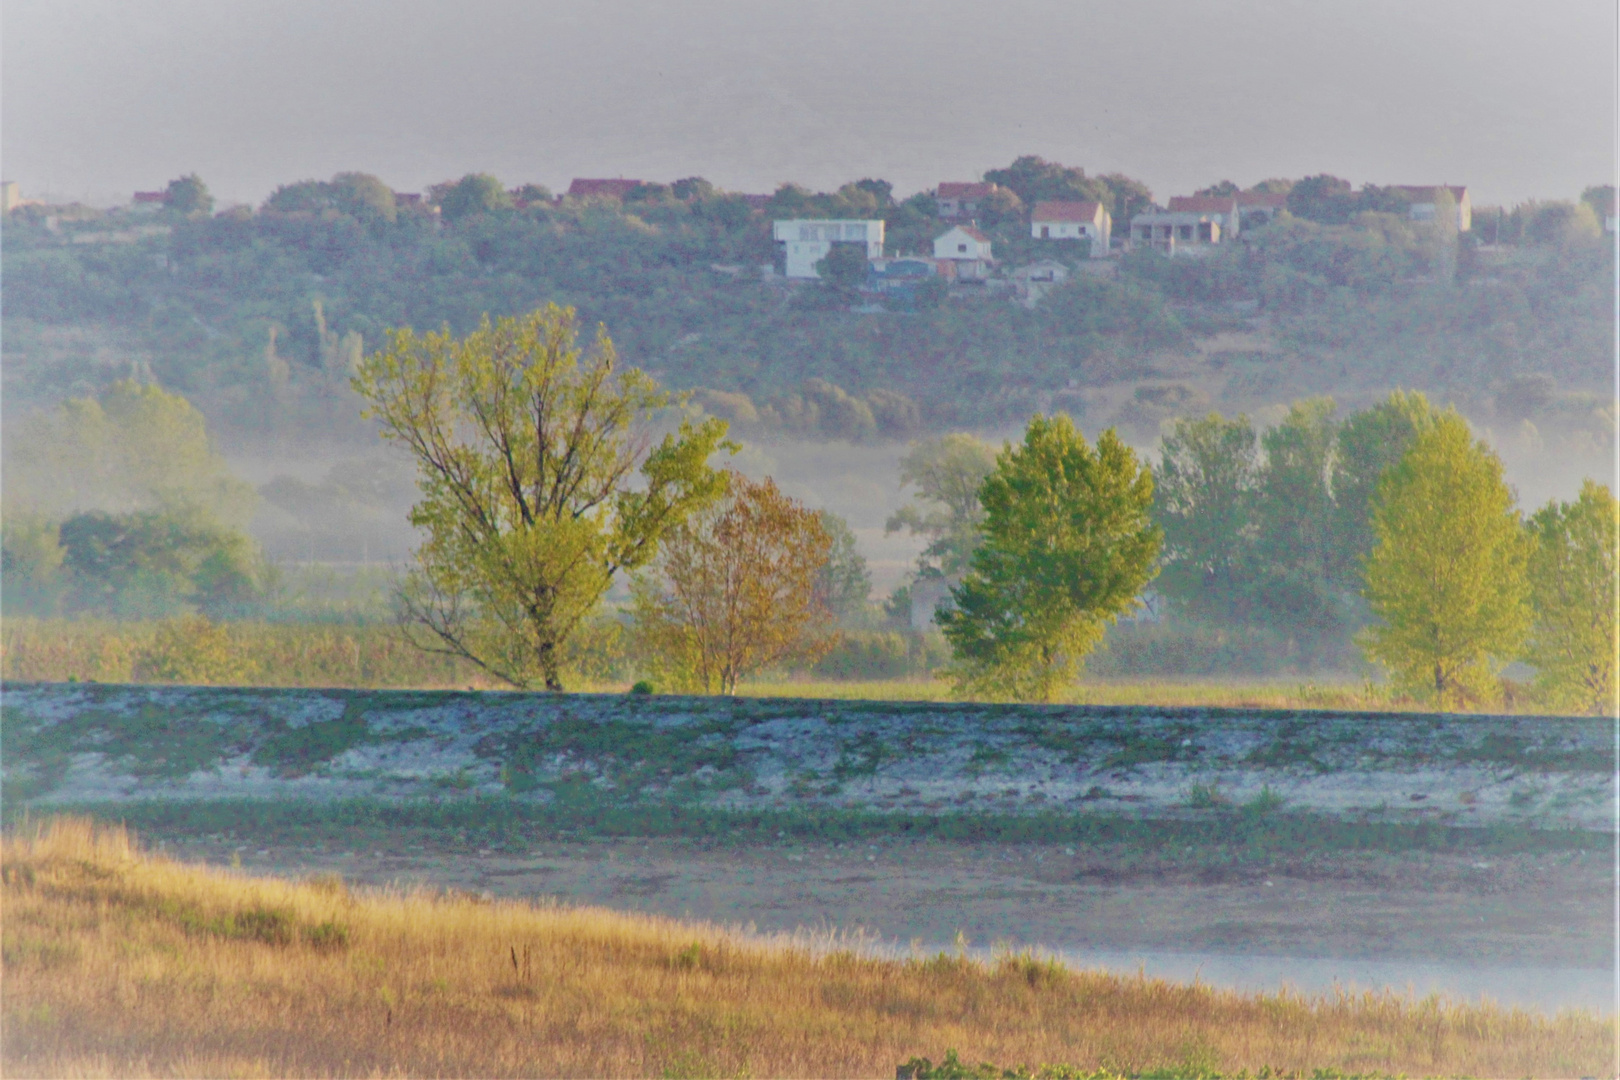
[772,219,886,279]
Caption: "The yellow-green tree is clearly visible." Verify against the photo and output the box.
[1525,480,1616,714]
[633,473,834,694]
[939,415,1159,702]
[1360,413,1531,708]
[353,305,731,690]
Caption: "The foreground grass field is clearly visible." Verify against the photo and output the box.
[1,819,1608,1079]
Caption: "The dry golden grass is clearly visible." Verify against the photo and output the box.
[2,819,1609,1079]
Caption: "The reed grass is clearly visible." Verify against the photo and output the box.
[0,616,1569,713]
[3,817,1609,1079]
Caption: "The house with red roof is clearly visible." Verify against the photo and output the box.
[1029,201,1111,257]
[566,178,644,200]
[936,182,998,220]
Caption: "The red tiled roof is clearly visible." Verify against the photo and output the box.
[1235,191,1288,209]
[956,225,991,242]
[1168,195,1239,214]
[132,191,165,203]
[567,178,643,199]
[1031,200,1104,223]
[1391,184,1467,203]
[937,182,995,200]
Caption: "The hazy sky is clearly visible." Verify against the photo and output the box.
[4,0,1615,209]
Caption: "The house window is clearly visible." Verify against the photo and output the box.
[958,243,967,253]
[1178,225,1193,240]
[1198,222,1212,242]
[1041,226,1050,238]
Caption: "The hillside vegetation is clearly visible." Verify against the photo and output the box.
[3,164,1611,451]
[2,817,1607,1078]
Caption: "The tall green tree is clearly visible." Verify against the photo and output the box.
[885,433,999,579]
[163,174,213,215]
[1256,397,1338,583]
[939,415,1159,701]
[1360,413,1532,708]
[816,510,873,625]
[1330,390,1437,586]
[1154,412,1260,616]
[814,242,871,294]
[1525,480,1616,714]
[436,173,513,222]
[983,155,1109,208]
[353,304,732,690]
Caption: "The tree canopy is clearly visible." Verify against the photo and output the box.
[1525,480,1616,714]
[633,473,833,693]
[4,379,257,528]
[1360,413,1531,707]
[885,433,999,580]
[939,415,1159,701]
[435,174,513,222]
[163,174,213,215]
[1154,412,1260,617]
[352,304,732,690]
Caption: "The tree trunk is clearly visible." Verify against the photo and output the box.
[539,640,563,692]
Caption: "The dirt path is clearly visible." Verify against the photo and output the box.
[164,834,1611,974]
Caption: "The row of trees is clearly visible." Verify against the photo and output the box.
[352,306,1612,712]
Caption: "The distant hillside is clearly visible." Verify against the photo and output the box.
[1,172,1611,454]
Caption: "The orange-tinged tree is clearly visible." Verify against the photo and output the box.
[633,474,834,693]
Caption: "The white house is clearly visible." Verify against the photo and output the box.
[771,219,885,279]
[1030,201,1111,257]
[1391,185,1471,232]
[933,225,994,281]
[936,181,997,220]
